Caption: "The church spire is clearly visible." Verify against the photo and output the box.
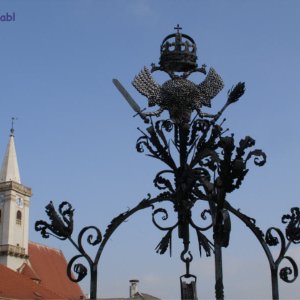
[0,119,21,183]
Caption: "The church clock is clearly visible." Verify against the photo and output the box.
[16,197,24,208]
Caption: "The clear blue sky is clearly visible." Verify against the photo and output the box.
[0,1,300,299]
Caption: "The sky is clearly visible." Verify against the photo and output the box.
[0,0,300,299]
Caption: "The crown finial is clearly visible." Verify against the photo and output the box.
[174,24,182,33]
[159,26,198,74]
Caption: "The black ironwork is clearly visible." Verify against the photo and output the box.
[35,26,299,300]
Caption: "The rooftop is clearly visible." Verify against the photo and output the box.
[0,241,85,299]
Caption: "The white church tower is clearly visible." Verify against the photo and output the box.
[0,126,32,271]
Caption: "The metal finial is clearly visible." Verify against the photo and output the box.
[10,117,17,136]
[174,24,182,33]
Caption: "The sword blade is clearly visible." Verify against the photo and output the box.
[112,79,142,113]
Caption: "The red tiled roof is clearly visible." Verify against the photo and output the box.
[0,264,66,299]
[27,241,85,300]
[19,262,41,282]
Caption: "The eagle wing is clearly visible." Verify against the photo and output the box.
[197,68,224,107]
[132,67,161,107]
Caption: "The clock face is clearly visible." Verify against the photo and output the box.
[16,197,24,208]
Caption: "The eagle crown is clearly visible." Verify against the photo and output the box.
[131,25,228,124]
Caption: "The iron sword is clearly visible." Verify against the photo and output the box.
[112,79,149,123]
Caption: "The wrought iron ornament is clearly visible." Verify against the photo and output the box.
[131,25,225,124]
[36,26,299,300]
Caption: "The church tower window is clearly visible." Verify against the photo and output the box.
[16,210,22,225]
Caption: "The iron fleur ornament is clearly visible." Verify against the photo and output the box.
[36,26,299,300]
[35,201,74,240]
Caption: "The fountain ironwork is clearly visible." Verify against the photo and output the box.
[35,26,300,300]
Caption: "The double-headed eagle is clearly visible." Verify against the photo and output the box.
[131,66,224,123]
[113,66,224,124]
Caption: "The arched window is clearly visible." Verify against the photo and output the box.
[16,210,22,225]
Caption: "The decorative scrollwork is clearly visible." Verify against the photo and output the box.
[152,207,178,256]
[235,136,255,159]
[153,170,175,193]
[265,227,280,247]
[152,207,178,231]
[37,22,300,298]
[245,149,267,167]
[35,201,74,240]
[188,119,210,147]
[192,169,213,199]
[35,201,102,287]
[162,119,174,132]
[190,123,222,168]
[279,256,299,283]
[136,134,149,154]
[191,133,265,203]
[282,207,300,244]
[216,135,266,194]
[36,196,163,299]
[201,209,211,221]
[77,226,102,255]
[136,122,176,169]
[67,255,88,282]
[189,208,213,231]
[136,132,160,158]
[155,120,173,144]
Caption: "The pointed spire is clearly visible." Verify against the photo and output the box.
[0,118,21,183]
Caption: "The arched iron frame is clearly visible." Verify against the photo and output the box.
[35,26,300,300]
[35,113,300,300]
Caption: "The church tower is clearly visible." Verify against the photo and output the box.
[0,126,32,271]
